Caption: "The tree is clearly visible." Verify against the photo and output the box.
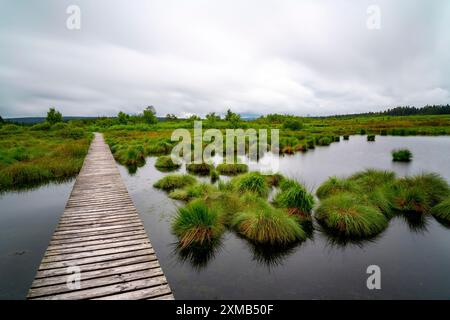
[224,109,236,121]
[166,114,178,120]
[117,111,129,124]
[0,115,4,123]
[46,108,63,124]
[143,106,158,124]
[188,114,201,121]
[224,109,241,128]
[205,112,220,126]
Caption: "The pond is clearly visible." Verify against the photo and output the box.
[1,135,450,299]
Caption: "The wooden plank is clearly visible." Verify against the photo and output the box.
[28,133,173,300]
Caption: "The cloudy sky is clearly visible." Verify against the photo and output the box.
[0,0,449,117]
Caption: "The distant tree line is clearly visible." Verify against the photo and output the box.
[326,104,450,118]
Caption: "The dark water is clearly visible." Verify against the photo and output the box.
[0,181,75,299]
[118,136,450,299]
[1,136,450,299]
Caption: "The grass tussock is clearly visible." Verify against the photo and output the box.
[273,179,315,217]
[231,171,269,197]
[172,199,224,248]
[315,193,388,237]
[154,155,181,170]
[153,174,196,191]
[216,163,248,175]
[231,194,306,244]
[431,198,450,223]
[392,149,413,162]
[186,162,213,175]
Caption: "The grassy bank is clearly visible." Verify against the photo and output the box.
[0,124,91,192]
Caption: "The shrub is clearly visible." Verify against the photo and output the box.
[231,194,306,244]
[172,199,224,248]
[153,174,196,191]
[392,149,412,162]
[283,119,303,131]
[232,172,269,197]
[216,163,248,175]
[58,127,85,139]
[315,193,388,237]
[51,122,68,130]
[273,180,315,216]
[155,156,180,170]
[31,122,51,131]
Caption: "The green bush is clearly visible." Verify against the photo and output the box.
[31,122,51,131]
[283,119,303,131]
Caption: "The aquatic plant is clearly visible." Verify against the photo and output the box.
[231,194,306,244]
[216,163,248,175]
[274,180,315,216]
[343,135,349,140]
[315,193,388,237]
[265,173,284,187]
[153,174,196,191]
[154,155,181,170]
[281,145,294,154]
[431,198,450,223]
[169,183,216,201]
[367,135,376,141]
[348,169,396,192]
[231,171,269,197]
[316,136,332,146]
[172,199,224,248]
[186,162,213,175]
[316,177,361,199]
[392,149,412,162]
[210,168,219,182]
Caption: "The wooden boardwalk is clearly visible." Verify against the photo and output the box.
[27,133,173,300]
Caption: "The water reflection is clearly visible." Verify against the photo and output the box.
[173,238,224,271]
[316,222,384,248]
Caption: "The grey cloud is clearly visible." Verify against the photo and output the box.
[0,0,449,117]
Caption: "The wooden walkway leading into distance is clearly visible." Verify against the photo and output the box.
[27,133,173,300]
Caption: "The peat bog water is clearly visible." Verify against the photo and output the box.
[2,136,450,299]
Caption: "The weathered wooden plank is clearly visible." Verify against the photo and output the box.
[28,133,173,300]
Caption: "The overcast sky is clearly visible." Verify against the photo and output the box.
[0,0,449,117]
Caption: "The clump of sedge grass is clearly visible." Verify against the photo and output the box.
[231,194,306,244]
[281,146,294,154]
[169,183,216,201]
[216,163,248,175]
[273,179,315,216]
[154,155,181,170]
[186,162,213,175]
[431,198,450,223]
[367,135,376,141]
[343,135,349,140]
[172,199,224,248]
[316,136,332,146]
[348,169,396,192]
[315,193,388,237]
[265,173,284,187]
[316,176,361,199]
[210,169,219,182]
[153,174,196,191]
[392,149,412,162]
[232,171,269,197]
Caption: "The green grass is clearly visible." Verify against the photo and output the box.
[154,155,181,170]
[153,174,196,191]
[392,149,413,162]
[231,194,306,244]
[231,171,269,197]
[273,179,315,216]
[316,177,362,199]
[172,199,224,248]
[315,193,388,237]
[186,162,213,175]
[431,198,450,223]
[169,183,216,201]
[0,128,91,191]
[216,163,248,175]
[210,169,219,182]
